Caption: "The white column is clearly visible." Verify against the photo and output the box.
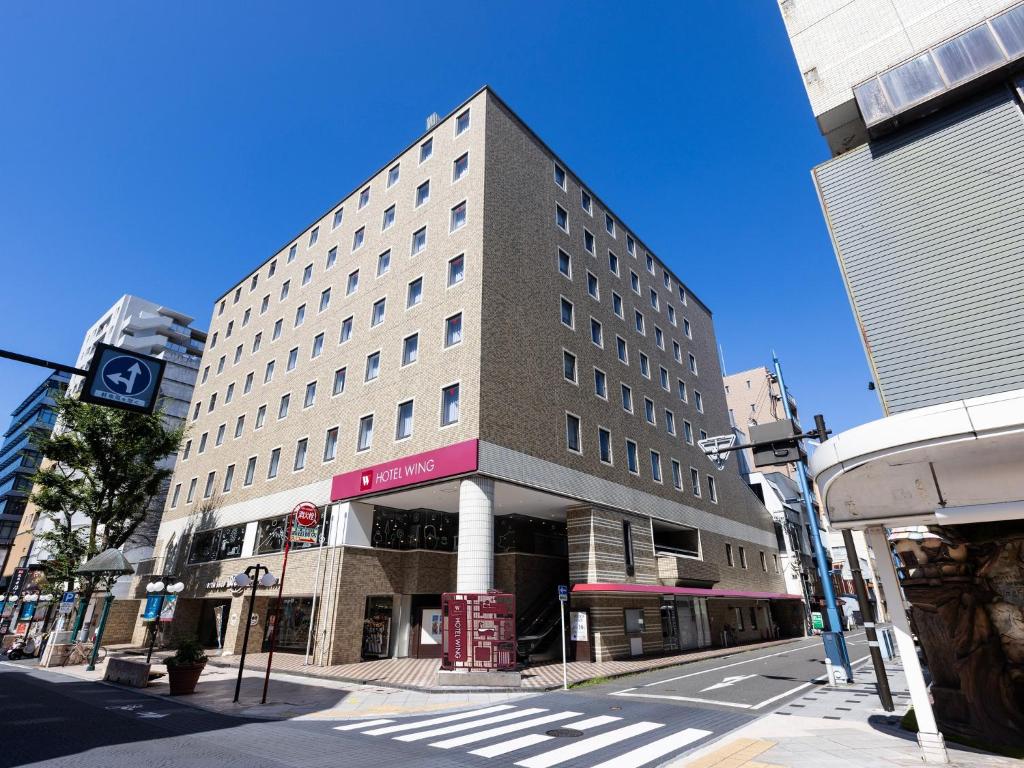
[866,526,948,764]
[457,476,494,593]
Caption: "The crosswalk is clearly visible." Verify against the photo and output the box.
[332,705,713,767]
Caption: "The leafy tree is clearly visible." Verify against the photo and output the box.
[30,396,184,610]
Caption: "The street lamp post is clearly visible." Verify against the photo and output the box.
[232,564,276,704]
[145,578,185,664]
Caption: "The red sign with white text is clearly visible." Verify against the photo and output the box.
[330,439,478,501]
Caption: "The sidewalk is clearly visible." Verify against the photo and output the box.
[673,660,1018,768]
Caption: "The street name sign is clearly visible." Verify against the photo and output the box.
[80,343,166,414]
[811,611,824,630]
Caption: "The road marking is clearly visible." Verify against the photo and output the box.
[363,704,514,735]
[587,727,713,768]
[334,719,394,731]
[634,631,866,689]
[700,674,757,692]
[394,708,548,742]
[610,691,752,709]
[750,655,871,710]
[468,715,620,758]
[428,711,582,749]
[514,722,664,768]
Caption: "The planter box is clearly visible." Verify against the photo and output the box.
[166,661,206,695]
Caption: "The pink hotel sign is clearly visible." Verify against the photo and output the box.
[331,439,479,501]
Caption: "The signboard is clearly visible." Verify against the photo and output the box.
[58,591,76,615]
[811,611,824,630]
[79,343,166,415]
[159,595,178,623]
[441,592,516,671]
[143,595,162,621]
[569,611,588,642]
[290,502,320,544]
[558,585,568,602]
[447,598,468,665]
[8,567,26,597]
[331,439,478,500]
[19,602,36,621]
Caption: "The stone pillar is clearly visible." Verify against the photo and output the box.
[457,476,494,593]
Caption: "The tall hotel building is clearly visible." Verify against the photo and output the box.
[145,87,795,667]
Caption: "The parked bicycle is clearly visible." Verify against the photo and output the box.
[61,640,106,666]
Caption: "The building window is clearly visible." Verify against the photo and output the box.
[695,391,704,413]
[255,405,266,430]
[554,163,566,190]
[252,333,262,354]
[280,280,290,301]
[581,189,592,214]
[566,413,581,453]
[371,297,386,327]
[560,297,574,328]
[407,277,423,307]
[235,414,245,438]
[456,108,470,134]
[773,554,779,573]
[584,229,595,254]
[415,180,430,207]
[419,137,432,163]
[396,400,414,440]
[587,271,599,299]
[387,164,400,188]
[198,433,209,454]
[294,304,306,327]
[215,424,225,446]
[186,478,197,503]
[448,254,465,286]
[689,353,698,375]
[302,263,313,286]
[339,316,353,343]
[307,226,318,247]
[671,459,682,490]
[278,393,290,420]
[655,327,664,350]
[598,427,612,464]
[621,383,633,413]
[660,366,669,391]
[445,313,463,347]
[635,310,645,335]
[650,451,662,483]
[331,208,345,232]
[626,235,635,256]
[223,465,234,493]
[412,226,427,255]
[678,379,688,402]
[760,551,768,572]
[626,439,639,474]
[287,347,298,371]
[441,383,460,426]
[333,367,346,395]
[217,356,225,375]
[243,307,252,326]
[265,447,280,479]
[590,318,603,348]
[272,319,282,340]
[294,438,308,471]
[563,350,577,383]
[357,415,374,451]
[644,397,655,425]
[630,271,640,294]
[623,521,635,576]
[616,336,628,364]
[346,270,359,295]
[726,543,734,566]
[352,226,365,252]
[382,204,396,231]
[555,205,568,232]
[287,244,297,263]
[665,409,676,435]
[244,456,257,486]
[182,439,192,460]
[377,249,391,277]
[402,333,418,366]
[684,318,692,338]
[672,341,681,363]
[312,333,324,359]
[365,351,380,382]
[612,292,623,318]
[608,251,619,275]
[684,420,694,444]
[708,475,718,503]
[233,345,242,365]
[304,381,317,408]
[450,201,467,232]
[358,186,370,209]
[453,152,469,181]
[605,213,616,237]
[323,427,338,462]
[645,252,654,274]
[558,249,571,279]
[667,305,676,325]
[691,467,701,497]
[594,368,607,399]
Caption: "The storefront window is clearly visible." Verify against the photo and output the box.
[188,524,247,564]
[262,597,316,652]
[494,515,567,556]
[256,507,331,554]
[624,607,645,634]
[371,507,457,551]
[362,596,393,659]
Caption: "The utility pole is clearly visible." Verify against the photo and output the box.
[817,418,895,711]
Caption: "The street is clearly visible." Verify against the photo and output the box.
[0,634,870,768]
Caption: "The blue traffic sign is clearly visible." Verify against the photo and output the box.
[80,343,166,414]
[558,584,568,601]
[61,591,75,604]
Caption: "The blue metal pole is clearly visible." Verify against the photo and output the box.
[773,354,852,680]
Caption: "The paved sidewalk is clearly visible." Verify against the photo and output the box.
[673,660,1017,768]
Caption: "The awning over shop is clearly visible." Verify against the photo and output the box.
[572,583,803,601]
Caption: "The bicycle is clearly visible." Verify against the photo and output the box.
[62,641,107,667]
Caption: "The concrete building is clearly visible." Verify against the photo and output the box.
[780,0,1024,757]
[25,296,206,619]
[142,87,796,673]
[0,371,69,588]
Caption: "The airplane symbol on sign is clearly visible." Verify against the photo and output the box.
[106,362,143,393]
[699,674,757,692]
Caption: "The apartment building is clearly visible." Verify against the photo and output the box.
[0,371,69,587]
[781,0,1024,754]
[143,87,796,670]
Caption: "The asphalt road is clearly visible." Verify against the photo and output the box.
[0,633,867,768]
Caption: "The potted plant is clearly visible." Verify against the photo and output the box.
[164,638,208,695]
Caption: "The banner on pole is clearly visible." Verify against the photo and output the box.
[160,595,178,623]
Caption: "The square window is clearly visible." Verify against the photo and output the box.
[590,318,603,347]
[358,186,370,209]
[294,438,308,471]
[323,427,339,462]
[339,316,353,343]
[365,351,380,382]
[445,313,463,347]
[416,180,430,207]
[558,249,571,278]
[650,451,662,483]
[407,277,423,307]
[594,368,607,399]
[382,204,396,230]
[377,249,391,277]
[450,201,467,232]
[387,164,400,188]
[566,413,581,453]
[332,207,344,229]
[319,288,331,312]
[584,229,595,254]
[616,336,628,364]
[598,428,612,464]
[555,205,568,232]
[347,270,359,295]
[441,383,460,426]
[419,138,432,163]
[412,226,427,255]
[278,393,290,419]
[563,350,577,383]
[560,297,574,328]
[332,367,346,395]
[448,254,465,286]
[554,164,566,189]
[352,226,365,251]
[605,214,616,237]
[402,333,419,366]
[456,108,471,135]
[453,152,469,181]
[396,400,414,440]
[581,190,592,214]
[309,226,319,247]
[358,415,374,451]
[371,297,386,327]
[621,383,633,412]
[626,440,639,474]
[326,247,337,270]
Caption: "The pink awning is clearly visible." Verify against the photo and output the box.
[571,582,802,601]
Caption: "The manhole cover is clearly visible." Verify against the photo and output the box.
[609,706,622,711]
[545,728,583,738]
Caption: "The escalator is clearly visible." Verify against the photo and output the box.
[516,594,565,663]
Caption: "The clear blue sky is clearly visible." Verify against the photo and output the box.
[0,1,880,432]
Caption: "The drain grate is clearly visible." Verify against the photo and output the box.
[545,728,584,738]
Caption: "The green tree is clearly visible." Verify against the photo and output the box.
[30,396,184,611]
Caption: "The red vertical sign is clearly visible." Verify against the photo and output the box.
[447,598,468,664]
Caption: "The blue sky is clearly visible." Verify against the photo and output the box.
[0,2,880,432]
